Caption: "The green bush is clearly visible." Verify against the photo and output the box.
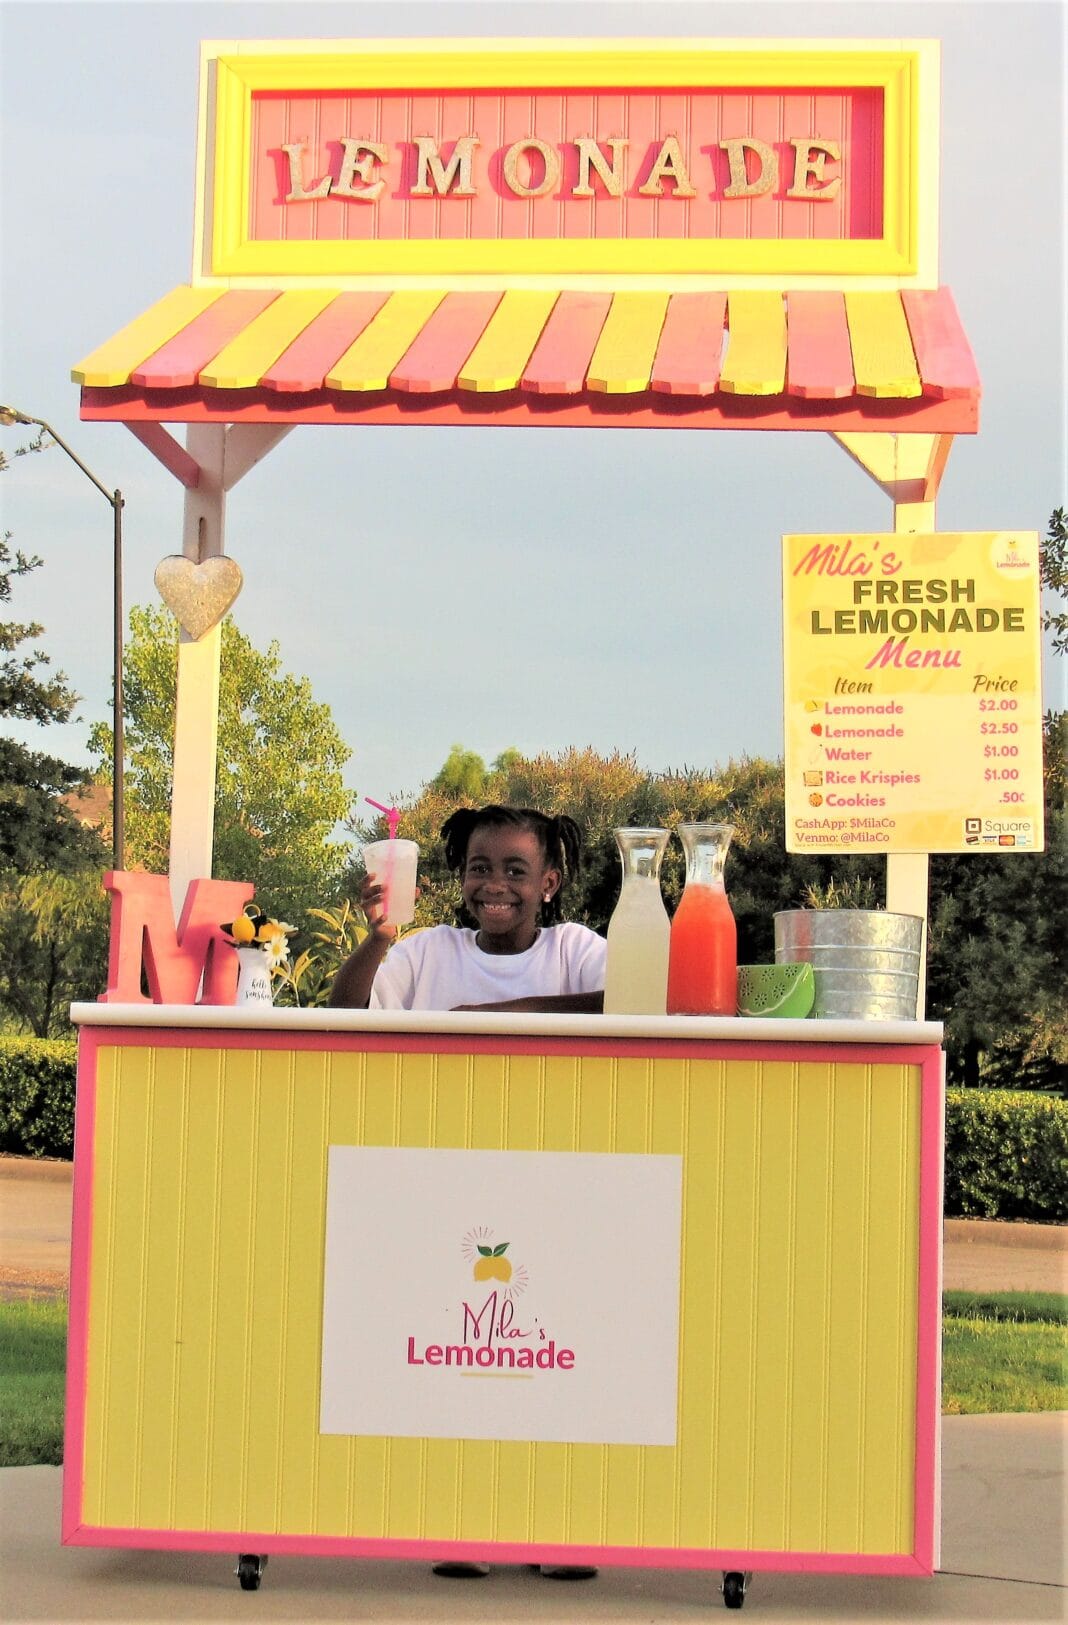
[945,1088,1068,1221]
[0,1037,77,1159]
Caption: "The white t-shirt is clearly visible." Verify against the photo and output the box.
[369,923,607,1011]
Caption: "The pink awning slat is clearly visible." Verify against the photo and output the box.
[262,293,391,393]
[901,288,982,400]
[785,292,856,399]
[650,293,727,395]
[131,291,279,389]
[520,293,613,394]
[390,292,503,393]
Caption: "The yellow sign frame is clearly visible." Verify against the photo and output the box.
[195,37,939,287]
[782,531,1045,855]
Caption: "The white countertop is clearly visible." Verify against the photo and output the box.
[70,1003,943,1045]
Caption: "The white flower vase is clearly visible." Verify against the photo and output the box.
[235,945,274,1007]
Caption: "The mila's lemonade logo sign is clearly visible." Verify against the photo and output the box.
[406,1227,576,1374]
[320,1147,682,1445]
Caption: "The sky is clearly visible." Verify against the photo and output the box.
[1,0,1065,816]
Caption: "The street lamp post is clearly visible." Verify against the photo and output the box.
[0,405,125,870]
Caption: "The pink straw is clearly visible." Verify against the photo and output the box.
[365,796,400,840]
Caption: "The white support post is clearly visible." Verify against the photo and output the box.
[169,424,226,919]
[890,481,936,1018]
[831,433,955,1019]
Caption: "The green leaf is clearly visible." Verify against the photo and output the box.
[476,1245,493,1257]
[492,1241,510,1256]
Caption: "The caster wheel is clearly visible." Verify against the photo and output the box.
[236,1553,268,1591]
[721,1570,749,1609]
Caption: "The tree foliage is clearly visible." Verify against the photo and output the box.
[0,538,104,875]
[89,605,356,923]
[0,869,109,1037]
[1040,506,1067,657]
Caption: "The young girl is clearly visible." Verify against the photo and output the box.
[330,803,603,1581]
[330,804,606,1014]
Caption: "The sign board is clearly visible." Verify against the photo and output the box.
[783,531,1045,854]
[321,1146,683,1445]
[196,38,938,284]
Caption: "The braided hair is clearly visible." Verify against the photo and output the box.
[439,804,584,927]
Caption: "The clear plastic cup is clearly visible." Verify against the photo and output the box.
[361,838,419,926]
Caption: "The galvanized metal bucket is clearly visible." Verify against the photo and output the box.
[773,910,923,1021]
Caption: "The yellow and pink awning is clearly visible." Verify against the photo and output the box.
[74,283,979,434]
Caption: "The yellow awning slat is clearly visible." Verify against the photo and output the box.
[845,291,923,399]
[720,292,788,396]
[457,290,560,393]
[198,290,339,390]
[587,292,671,394]
[72,287,226,388]
[325,291,447,392]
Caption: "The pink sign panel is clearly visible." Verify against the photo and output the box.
[250,87,883,244]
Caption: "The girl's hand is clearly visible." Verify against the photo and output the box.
[359,876,421,942]
[360,877,399,943]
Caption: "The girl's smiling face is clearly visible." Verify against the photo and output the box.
[462,825,561,954]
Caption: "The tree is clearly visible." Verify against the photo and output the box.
[0,868,109,1036]
[925,508,1068,1090]
[1040,506,1067,656]
[89,605,356,924]
[0,536,104,874]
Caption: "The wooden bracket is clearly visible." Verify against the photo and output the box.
[222,424,293,491]
[124,421,201,488]
[832,431,954,506]
[121,421,293,493]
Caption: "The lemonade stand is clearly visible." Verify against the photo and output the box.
[61,36,1025,1609]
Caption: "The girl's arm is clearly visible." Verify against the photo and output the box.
[328,881,396,1008]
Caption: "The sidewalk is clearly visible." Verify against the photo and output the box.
[3,1157,1065,1621]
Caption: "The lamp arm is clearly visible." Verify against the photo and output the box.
[18,414,118,509]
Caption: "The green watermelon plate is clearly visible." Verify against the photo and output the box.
[736,963,815,1018]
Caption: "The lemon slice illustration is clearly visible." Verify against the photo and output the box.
[736,964,815,1018]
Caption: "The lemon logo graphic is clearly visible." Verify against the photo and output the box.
[473,1242,512,1281]
[462,1226,530,1299]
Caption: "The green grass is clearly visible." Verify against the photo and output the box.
[941,1290,1068,1415]
[1,1293,1065,1466]
[0,1297,67,1466]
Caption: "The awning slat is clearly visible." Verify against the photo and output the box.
[900,288,981,400]
[72,287,225,388]
[199,290,339,390]
[720,292,788,396]
[262,293,391,393]
[131,291,279,390]
[785,292,855,399]
[326,291,447,392]
[845,291,923,399]
[587,292,671,395]
[650,293,726,396]
[458,291,560,393]
[521,293,612,395]
[390,293,503,394]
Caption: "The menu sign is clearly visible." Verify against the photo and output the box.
[783,532,1044,855]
